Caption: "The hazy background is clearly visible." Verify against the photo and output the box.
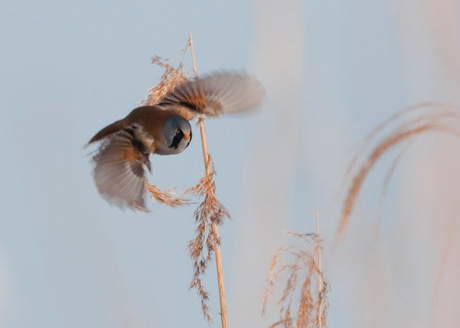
[1,0,460,327]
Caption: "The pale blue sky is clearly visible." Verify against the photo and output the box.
[2,0,460,327]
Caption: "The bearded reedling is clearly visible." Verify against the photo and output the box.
[88,72,264,211]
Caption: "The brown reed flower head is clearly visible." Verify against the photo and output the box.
[186,157,230,323]
[144,183,189,207]
[263,232,329,328]
[140,56,190,107]
[338,102,460,241]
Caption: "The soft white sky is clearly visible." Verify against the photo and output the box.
[1,0,460,327]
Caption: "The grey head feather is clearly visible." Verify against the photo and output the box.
[155,114,192,155]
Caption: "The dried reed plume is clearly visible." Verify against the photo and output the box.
[338,102,460,240]
[144,183,188,207]
[140,56,190,107]
[186,158,230,323]
[263,232,329,328]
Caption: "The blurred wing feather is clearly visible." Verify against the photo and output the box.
[160,72,265,117]
[92,130,150,211]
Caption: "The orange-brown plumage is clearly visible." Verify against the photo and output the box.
[88,72,264,211]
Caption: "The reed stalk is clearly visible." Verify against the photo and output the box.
[189,32,229,328]
[338,103,460,241]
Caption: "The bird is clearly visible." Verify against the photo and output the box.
[88,72,264,211]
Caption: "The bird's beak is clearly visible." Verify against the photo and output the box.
[184,133,191,140]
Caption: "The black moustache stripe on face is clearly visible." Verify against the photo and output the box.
[169,130,184,149]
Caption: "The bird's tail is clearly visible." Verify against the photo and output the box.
[88,119,125,144]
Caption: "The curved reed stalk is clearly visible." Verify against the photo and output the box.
[338,103,460,241]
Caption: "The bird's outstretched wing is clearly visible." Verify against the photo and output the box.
[159,72,265,118]
[92,129,151,211]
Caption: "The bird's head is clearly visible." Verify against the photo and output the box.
[160,114,192,155]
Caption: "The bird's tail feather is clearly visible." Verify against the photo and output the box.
[88,119,125,144]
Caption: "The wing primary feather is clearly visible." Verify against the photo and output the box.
[92,130,149,211]
[159,72,264,117]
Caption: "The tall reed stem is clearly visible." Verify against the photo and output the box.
[189,32,229,328]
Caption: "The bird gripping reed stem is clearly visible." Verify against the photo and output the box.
[189,32,229,328]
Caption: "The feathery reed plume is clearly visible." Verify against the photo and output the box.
[186,158,230,323]
[140,56,190,107]
[187,32,230,327]
[144,183,189,207]
[263,231,329,328]
[338,102,460,240]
